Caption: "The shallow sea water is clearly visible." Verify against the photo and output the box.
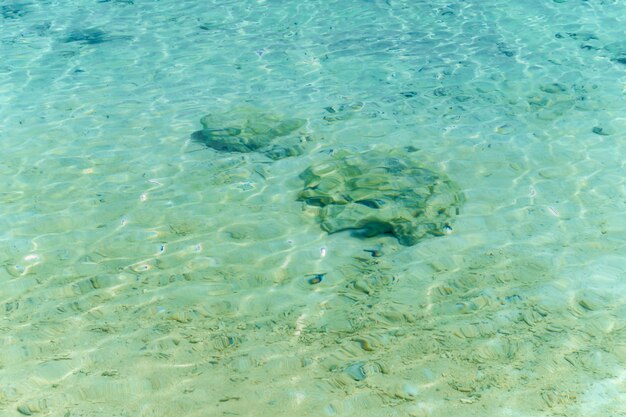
[1,1,625,416]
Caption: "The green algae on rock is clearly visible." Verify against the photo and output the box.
[191,107,307,160]
[298,150,463,246]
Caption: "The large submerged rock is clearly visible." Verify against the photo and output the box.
[192,107,307,160]
[298,150,463,246]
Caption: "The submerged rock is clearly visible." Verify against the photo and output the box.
[65,29,109,44]
[322,101,364,123]
[64,28,132,45]
[1,4,29,19]
[298,150,463,246]
[604,41,626,66]
[344,362,367,381]
[192,107,307,160]
[520,82,598,120]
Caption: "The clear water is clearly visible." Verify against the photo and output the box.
[1,1,625,416]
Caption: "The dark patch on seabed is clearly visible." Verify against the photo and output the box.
[555,31,626,66]
[1,3,29,19]
[65,28,109,44]
[191,107,308,160]
[64,28,133,45]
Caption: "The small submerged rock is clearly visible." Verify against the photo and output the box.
[298,149,463,246]
[306,273,326,285]
[345,362,367,381]
[322,101,364,123]
[604,41,626,66]
[522,82,596,120]
[1,4,29,19]
[592,126,611,136]
[363,248,383,258]
[192,107,307,159]
[65,28,109,44]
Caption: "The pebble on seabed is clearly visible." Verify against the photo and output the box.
[345,362,366,381]
[307,273,326,285]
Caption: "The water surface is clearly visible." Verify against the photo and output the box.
[1,1,625,416]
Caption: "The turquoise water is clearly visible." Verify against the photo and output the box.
[1,1,625,416]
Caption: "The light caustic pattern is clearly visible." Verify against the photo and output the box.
[0,0,625,416]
